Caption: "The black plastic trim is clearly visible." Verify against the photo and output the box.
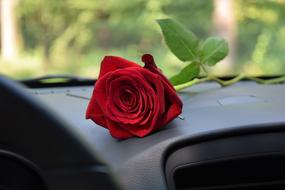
[163,123,285,190]
[0,150,47,190]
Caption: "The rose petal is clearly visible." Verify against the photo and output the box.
[105,69,156,125]
[86,96,107,128]
[86,55,183,140]
[106,120,133,139]
[142,54,176,92]
[140,69,165,114]
[158,76,183,128]
[99,56,141,79]
[91,73,109,114]
[118,95,160,137]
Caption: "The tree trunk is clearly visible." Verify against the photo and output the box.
[213,0,236,74]
[1,0,20,61]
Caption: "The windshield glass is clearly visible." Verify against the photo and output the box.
[1,0,285,79]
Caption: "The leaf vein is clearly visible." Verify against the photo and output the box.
[169,26,196,59]
[202,41,225,62]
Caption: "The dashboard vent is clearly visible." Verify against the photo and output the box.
[174,154,285,190]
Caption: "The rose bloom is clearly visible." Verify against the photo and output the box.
[86,54,182,139]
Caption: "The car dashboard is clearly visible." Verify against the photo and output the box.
[1,77,285,190]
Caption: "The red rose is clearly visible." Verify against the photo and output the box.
[86,54,182,139]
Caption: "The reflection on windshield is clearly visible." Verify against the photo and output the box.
[0,0,285,79]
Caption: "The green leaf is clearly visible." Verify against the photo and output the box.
[157,19,199,62]
[170,62,200,86]
[200,37,229,66]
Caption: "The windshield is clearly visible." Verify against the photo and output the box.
[1,0,285,79]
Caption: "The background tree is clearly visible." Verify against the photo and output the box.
[213,0,236,73]
[1,0,285,78]
[1,0,20,61]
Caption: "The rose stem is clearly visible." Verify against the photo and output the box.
[247,75,285,84]
[174,62,285,92]
[178,115,185,120]
[174,62,245,91]
[209,73,245,87]
[200,63,245,87]
[174,77,211,91]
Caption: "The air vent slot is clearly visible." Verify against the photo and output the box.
[174,154,285,190]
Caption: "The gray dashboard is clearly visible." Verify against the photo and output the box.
[27,81,285,190]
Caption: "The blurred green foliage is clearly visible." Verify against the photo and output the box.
[236,0,285,75]
[1,0,285,79]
